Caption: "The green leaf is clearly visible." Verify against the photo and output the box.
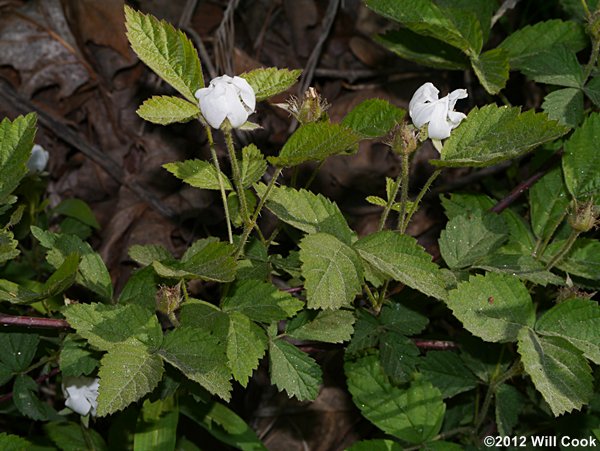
[584,75,600,107]
[268,122,360,167]
[53,199,100,230]
[134,397,178,451]
[42,253,79,297]
[158,326,232,401]
[345,354,445,443]
[347,309,380,355]
[555,238,600,280]
[347,439,403,451]
[379,331,420,382]
[97,343,164,417]
[529,166,570,242]
[563,112,600,199]
[46,422,108,451]
[341,99,405,138]
[380,302,429,336]
[226,312,267,387]
[128,244,172,266]
[124,6,203,103]
[0,113,37,203]
[152,238,236,282]
[236,238,270,281]
[0,229,19,264]
[60,335,100,377]
[13,375,60,421]
[300,233,363,309]
[137,96,199,125]
[0,333,39,373]
[0,433,32,451]
[354,231,447,300]
[221,280,303,322]
[255,184,354,244]
[560,0,600,20]
[495,384,524,436]
[436,104,570,167]
[269,338,322,401]
[240,144,266,188]
[517,328,592,416]
[439,212,507,269]
[374,29,469,70]
[498,19,588,70]
[163,159,232,191]
[446,273,535,343]
[0,279,39,305]
[471,48,509,94]
[536,298,600,364]
[474,253,564,286]
[118,266,158,310]
[419,351,477,398]
[63,303,163,352]
[519,45,585,88]
[541,88,584,128]
[240,67,301,102]
[286,309,355,343]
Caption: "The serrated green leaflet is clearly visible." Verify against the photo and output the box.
[0,113,36,204]
[54,199,100,230]
[0,432,33,450]
[555,238,600,280]
[0,279,39,305]
[286,309,355,343]
[347,309,380,355]
[474,253,564,286]
[536,298,600,364]
[529,167,569,242]
[563,112,600,199]
[419,351,478,398]
[128,244,172,266]
[0,333,39,373]
[240,67,301,101]
[255,184,354,244]
[345,354,445,443]
[541,87,584,127]
[495,384,523,436]
[269,338,322,401]
[97,343,164,417]
[240,144,266,188]
[268,122,360,167]
[517,328,592,416]
[13,375,60,421]
[118,266,158,310]
[46,422,107,451]
[354,231,447,300]
[380,302,429,335]
[436,104,569,167]
[60,335,99,377]
[471,48,509,94]
[63,303,163,352]
[0,229,19,264]
[519,45,585,88]
[226,312,267,387]
[379,331,419,382]
[300,233,363,309]
[163,159,232,191]
[498,19,587,70]
[439,212,507,269]
[221,279,303,322]
[124,6,203,103]
[134,397,178,451]
[137,96,199,125]
[158,326,232,401]
[374,29,469,70]
[446,273,535,343]
[341,99,405,138]
[584,76,600,107]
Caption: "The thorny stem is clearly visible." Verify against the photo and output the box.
[397,152,411,232]
[545,229,580,271]
[404,169,442,227]
[206,126,233,244]
[235,168,283,259]
[378,176,401,231]
[224,127,250,226]
[0,313,69,329]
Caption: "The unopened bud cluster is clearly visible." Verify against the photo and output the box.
[568,199,599,233]
[385,123,418,155]
[277,87,330,124]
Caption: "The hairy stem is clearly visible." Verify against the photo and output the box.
[205,126,233,243]
[397,152,410,232]
[545,229,580,271]
[224,127,250,226]
[378,177,401,231]
[404,169,441,227]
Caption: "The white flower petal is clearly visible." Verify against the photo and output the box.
[223,86,249,128]
[427,98,453,140]
[410,101,439,128]
[62,376,100,417]
[447,110,467,128]
[196,75,257,129]
[27,144,49,173]
[232,76,256,112]
[409,82,439,114]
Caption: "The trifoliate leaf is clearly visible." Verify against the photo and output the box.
[519,45,585,88]
[226,312,267,387]
[269,338,322,401]
[498,19,587,70]
[354,231,447,300]
[286,309,355,343]
[300,233,364,309]
[240,144,266,188]
[471,48,509,94]
[345,354,445,443]
[137,96,199,125]
[419,351,478,398]
[255,184,354,244]
[341,99,405,138]
[124,6,203,102]
[446,273,535,343]
[158,326,232,401]
[240,67,301,102]
[163,159,232,191]
[436,104,570,167]
[518,328,592,416]
[221,280,303,322]
[0,113,37,204]
[97,343,164,416]
[562,112,600,199]
[541,88,584,128]
[268,122,360,167]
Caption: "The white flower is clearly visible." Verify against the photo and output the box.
[27,144,49,173]
[62,376,99,416]
[409,82,468,140]
[195,75,256,129]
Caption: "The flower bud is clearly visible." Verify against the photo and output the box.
[386,122,418,155]
[27,144,49,173]
[568,199,599,233]
[276,87,329,124]
[156,282,183,317]
[195,75,256,129]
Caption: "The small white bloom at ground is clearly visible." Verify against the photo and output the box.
[62,376,100,416]
[409,82,468,140]
[27,144,49,173]
[195,75,256,129]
